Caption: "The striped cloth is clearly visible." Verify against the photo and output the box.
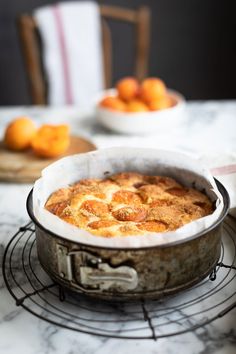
[35,1,104,106]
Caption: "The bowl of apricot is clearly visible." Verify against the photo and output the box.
[96,77,185,134]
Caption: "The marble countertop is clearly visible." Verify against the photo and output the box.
[0,101,236,354]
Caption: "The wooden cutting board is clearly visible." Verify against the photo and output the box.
[0,135,96,183]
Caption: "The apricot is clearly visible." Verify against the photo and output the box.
[126,99,149,113]
[112,190,142,205]
[4,116,37,151]
[110,172,145,187]
[88,220,119,229]
[112,206,147,222]
[99,96,126,111]
[46,201,68,216]
[137,221,167,232]
[80,200,109,217]
[166,187,188,197]
[149,96,173,111]
[31,124,70,158]
[116,77,139,101]
[140,78,167,103]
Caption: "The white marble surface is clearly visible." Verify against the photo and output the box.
[0,102,236,353]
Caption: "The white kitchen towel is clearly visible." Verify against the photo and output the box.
[35,1,104,107]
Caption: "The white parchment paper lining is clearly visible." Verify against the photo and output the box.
[33,148,224,248]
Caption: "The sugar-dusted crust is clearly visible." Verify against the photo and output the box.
[45,172,213,237]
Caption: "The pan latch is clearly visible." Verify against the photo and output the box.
[56,245,138,292]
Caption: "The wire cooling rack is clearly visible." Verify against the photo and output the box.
[2,217,236,340]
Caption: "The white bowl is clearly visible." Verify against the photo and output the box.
[95,89,186,135]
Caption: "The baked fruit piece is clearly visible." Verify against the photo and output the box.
[45,172,214,237]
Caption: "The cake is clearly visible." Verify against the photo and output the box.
[45,172,213,237]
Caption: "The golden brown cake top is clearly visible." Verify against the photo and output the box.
[45,172,213,237]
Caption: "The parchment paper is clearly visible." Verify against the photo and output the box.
[33,148,224,248]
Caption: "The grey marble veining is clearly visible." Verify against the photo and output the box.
[0,102,236,354]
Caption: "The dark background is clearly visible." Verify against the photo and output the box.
[1,0,236,105]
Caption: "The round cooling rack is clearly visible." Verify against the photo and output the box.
[2,217,236,340]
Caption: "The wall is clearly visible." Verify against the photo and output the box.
[0,0,236,105]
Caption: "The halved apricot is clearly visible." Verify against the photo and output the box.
[112,190,142,205]
[80,200,109,217]
[112,206,147,222]
[110,172,146,187]
[137,221,167,232]
[31,124,70,158]
[166,187,188,197]
[46,201,68,216]
[88,220,119,229]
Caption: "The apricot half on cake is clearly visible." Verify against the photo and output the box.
[4,116,37,151]
[31,124,70,158]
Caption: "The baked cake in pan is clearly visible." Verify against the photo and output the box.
[45,172,213,237]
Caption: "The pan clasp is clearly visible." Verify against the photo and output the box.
[56,245,138,292]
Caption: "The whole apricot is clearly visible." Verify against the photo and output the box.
[140,78,167,103]
[126,99,149,113]
[149,96,173,111]
[4,117,37,151]
[116,77,139,101]
[99,96,126,111]
[31,124,70,158]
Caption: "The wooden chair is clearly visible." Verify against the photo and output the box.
[18,5,150,105]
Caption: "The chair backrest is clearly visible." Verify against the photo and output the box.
[18,5,150,105]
